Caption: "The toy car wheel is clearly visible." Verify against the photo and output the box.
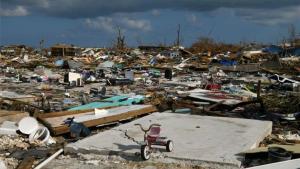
[141,145,151,160]
[166,140,174,152]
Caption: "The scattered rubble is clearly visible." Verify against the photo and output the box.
[0,39,299,168]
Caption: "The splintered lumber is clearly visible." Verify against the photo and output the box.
[34,149,63,169]
[17,156,35,169]
[38,105,157,135]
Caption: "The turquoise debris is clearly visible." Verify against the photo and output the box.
[68,95,144,111]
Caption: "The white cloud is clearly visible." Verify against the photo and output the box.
[85,15,151,33]
[35,0,50,8]
[120,17,151,31]
[186,14,198,24]
[151,9,160,16]
[235,6,300,25]
[0,6,29,16]
[85,17,115,33]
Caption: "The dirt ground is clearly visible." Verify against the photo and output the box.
[44,153,239,169]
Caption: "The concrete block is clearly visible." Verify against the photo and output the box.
[0,159,7,169]
[0,121,18,135]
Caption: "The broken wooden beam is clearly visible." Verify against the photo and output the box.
[17,156,35,169]
[38,105,157,135]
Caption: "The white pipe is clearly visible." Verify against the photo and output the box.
[34,148,63,169]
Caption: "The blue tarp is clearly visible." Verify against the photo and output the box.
[262,46,300,56]
[292,48,300,56]
[55,59,64,66]
[220,59,237,66]
[262,45,283,55]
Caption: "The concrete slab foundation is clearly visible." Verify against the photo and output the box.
[65,113,272,166]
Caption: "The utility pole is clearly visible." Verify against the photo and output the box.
[288,24,296,47]
[116,27,125,51]
[39,39,44,57]
[176,24,181,47]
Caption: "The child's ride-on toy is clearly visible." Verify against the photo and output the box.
[134,123,174,160]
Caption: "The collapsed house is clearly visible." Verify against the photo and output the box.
[51,44,81,57]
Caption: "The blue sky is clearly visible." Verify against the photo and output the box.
[0,0,300,48]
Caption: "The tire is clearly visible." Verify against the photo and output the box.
[166,140,174,152]
[141,145,151,160]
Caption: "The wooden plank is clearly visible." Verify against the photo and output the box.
[37,106,116,119]
[17,156,35,169]
[83,106,157,127]
[0,111,24,117]
[0,111,29,123]
[38,109,94,118]
[39,105,157,135]
[53,106,157,135]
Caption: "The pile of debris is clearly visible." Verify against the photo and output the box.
[0,41,299,169]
